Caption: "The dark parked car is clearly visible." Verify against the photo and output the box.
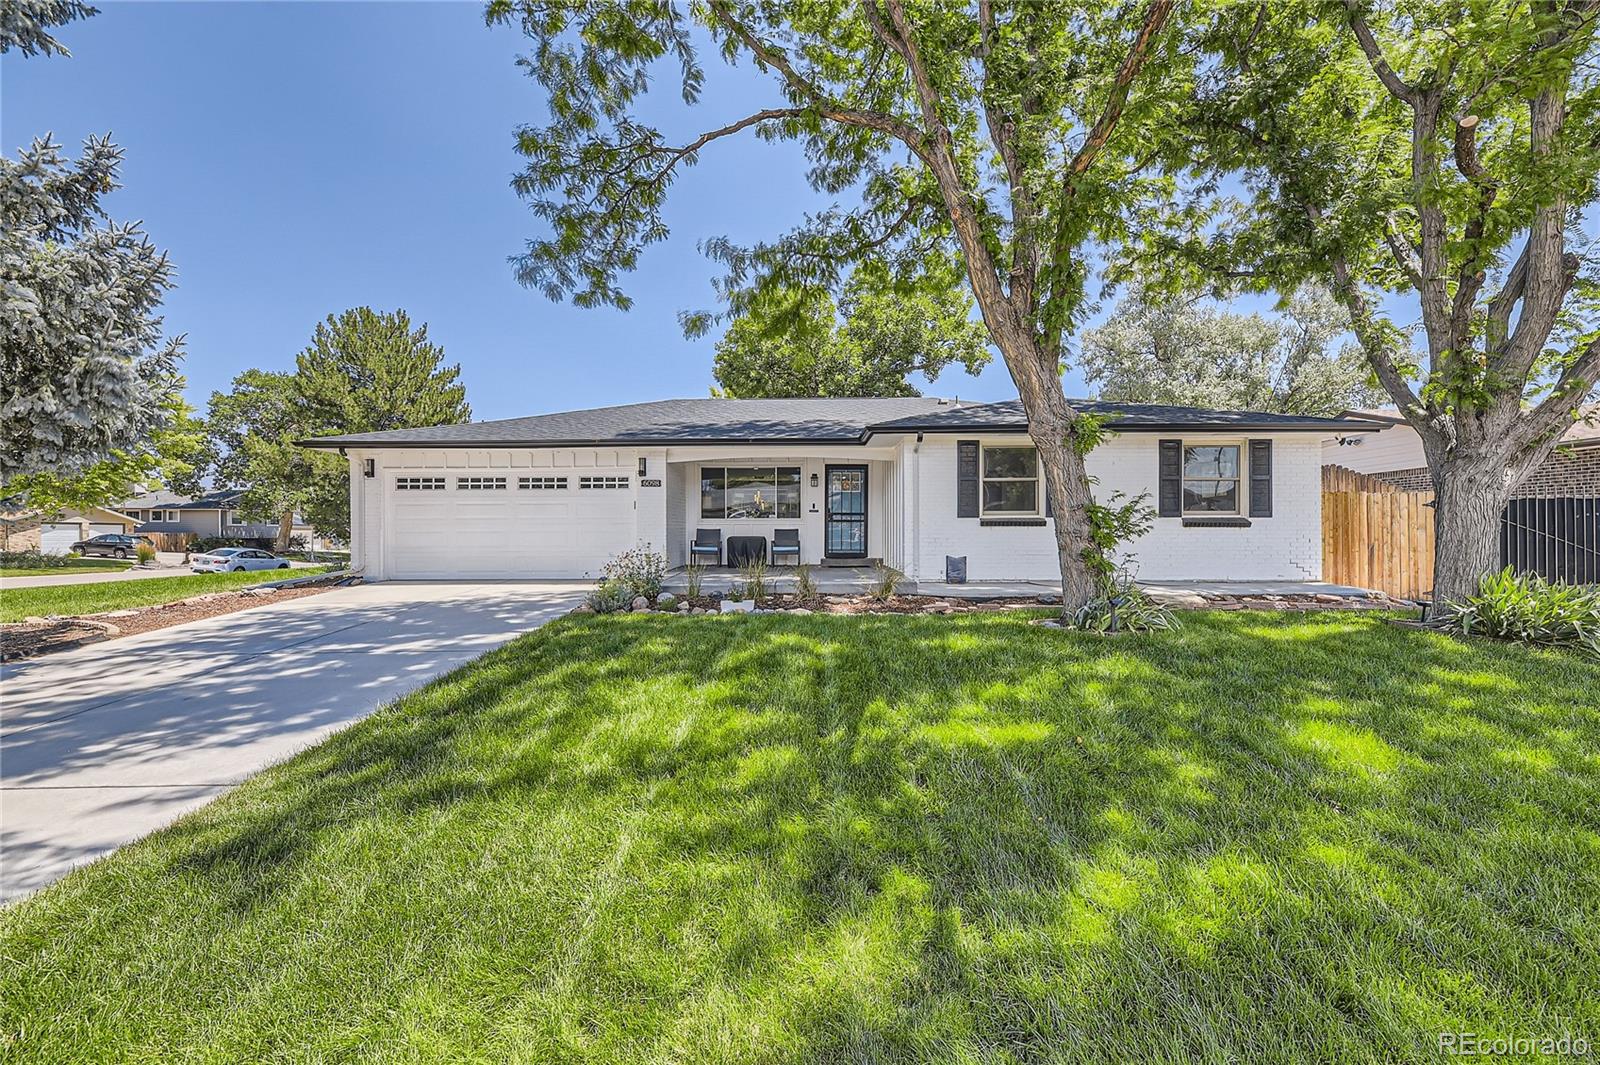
[70,533,154,559]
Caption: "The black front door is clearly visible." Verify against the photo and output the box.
[824,465,868,558]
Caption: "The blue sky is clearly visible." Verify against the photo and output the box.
[3,0,1063,421]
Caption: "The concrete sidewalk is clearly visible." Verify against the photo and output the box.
[1,555,323,589]
[0,580,586,902]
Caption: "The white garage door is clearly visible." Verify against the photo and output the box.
[88,523,125,537]
[39,523,81,554]
[385,471,638,579]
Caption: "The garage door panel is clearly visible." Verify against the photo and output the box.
[40,524,80,554]
[386,472,634,579]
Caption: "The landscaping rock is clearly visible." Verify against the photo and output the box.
[690,607,704,615]
[676,601,690,612]
[573,603,595,614]
[1312,593,1344,603]
[788,607,813,615]
[1036,594,1061,605]
[630,596,650,612]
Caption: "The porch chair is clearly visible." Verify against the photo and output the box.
[690,528,723,567]
[771,528,801,566]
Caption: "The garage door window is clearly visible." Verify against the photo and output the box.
[457,477,507,490]
[580,476,630,489]
[396,477,446,490]
[519,476,568,489]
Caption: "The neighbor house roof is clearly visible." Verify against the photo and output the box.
[1340,404,1600,448]
[117,490,190,510]
[299,397,1384,450]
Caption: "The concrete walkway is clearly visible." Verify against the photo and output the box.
[0,580,586,902]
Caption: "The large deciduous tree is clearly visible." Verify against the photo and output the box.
[713,268,990,397]
[1081,287,1384,415]
[1193,1,1600,607]
[204,370,324,551]
[488,0,1189,611]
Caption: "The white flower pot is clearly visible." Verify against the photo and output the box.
[720,599,755,614]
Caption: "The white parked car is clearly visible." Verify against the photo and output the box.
[191,547,292,573]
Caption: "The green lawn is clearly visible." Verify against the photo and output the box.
[2,612,1596,1061]
[0,557,132,578]
[0,567,326,621]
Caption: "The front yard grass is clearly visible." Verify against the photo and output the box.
[0,567,327,622]
[1,610,1595,1061]
[0,557,132,578]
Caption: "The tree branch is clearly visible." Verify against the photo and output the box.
[703,1,935,166]
[1343,0,1416,104]
[1067,0,1176,177]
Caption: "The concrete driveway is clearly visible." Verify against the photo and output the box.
[0,581,586,902]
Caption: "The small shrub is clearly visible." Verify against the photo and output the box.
[738,558,768,602]
[585,580,629,615]
[657,593,678,611]
[134,543,157,564]
[1446,568,1600,657]
[793,563,817,599]
[2,549,74,570]
[725,582,747,603]
[683,563,705,599]
[601,545,667,601]
[1069,569,1179,634]
[870,562,904,601]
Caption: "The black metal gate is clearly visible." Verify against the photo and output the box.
[1500,494,1600,584]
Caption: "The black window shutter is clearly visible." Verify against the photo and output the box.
[1158,439,1182,516]
[956,440,979,518]
[1249,439,1273,517]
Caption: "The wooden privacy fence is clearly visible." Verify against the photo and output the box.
[1322,466,1435,600]
[141,531,196,553]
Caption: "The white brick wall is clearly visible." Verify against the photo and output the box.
[904,434,1324,582]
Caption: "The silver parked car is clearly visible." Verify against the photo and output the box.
[190,547,292,573]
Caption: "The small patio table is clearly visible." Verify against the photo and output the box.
[726,535,768,568]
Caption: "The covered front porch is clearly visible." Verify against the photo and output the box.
[661,447,904,570]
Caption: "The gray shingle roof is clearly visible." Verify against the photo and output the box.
[298,397,1383,449]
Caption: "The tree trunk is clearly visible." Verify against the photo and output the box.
[992,333,1098,616]
[275,510,295,554]
[1429,453,1511,612]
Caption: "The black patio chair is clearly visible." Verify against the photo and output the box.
[771,528,801,566]
[690,528,722,567]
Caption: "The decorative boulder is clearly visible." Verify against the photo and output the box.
[631,596,650,612]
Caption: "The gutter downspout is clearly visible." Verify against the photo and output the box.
[912,433,922,582]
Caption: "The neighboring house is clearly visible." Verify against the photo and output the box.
[117,490,325,546]
[0,501,138,554]
[299,397,1382,583]
[1324,405,1600,493]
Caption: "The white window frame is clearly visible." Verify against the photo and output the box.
[395,477,447,491]
[518,476,568,490]
[150,509,177,523]
[226,510,244,527]
[980,445,1041,517]
[456,476,508,490]
[580,476,631,490]
[1181,441,1244,516]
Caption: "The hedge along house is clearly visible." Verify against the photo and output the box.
[297,398,1383,584]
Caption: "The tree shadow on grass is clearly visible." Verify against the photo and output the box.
[2,610,1597,1063]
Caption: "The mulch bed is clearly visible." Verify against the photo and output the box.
[653,591,1414,616]
[1,584,335,661]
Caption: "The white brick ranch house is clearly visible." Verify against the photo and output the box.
[298,398,1382,583]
